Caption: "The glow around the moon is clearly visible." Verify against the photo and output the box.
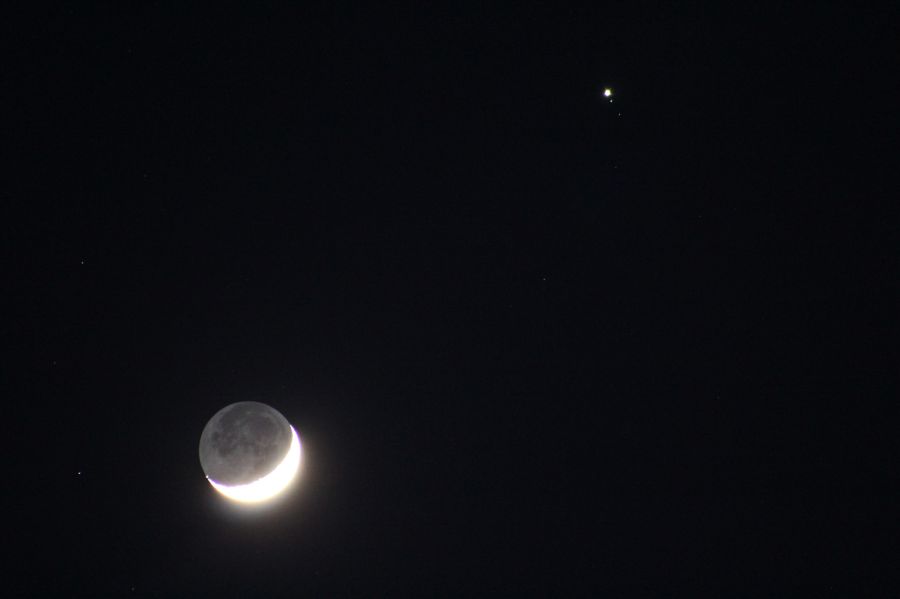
[207,426,302,503]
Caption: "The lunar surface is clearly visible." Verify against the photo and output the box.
[199,401,301,503]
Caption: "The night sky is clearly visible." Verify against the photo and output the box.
[6,4,896,595]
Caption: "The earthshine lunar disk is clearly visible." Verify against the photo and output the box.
[198,401,301,504]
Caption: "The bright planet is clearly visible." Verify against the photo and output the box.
[198,401,302,504]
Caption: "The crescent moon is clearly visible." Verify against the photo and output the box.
[207,425,302,503]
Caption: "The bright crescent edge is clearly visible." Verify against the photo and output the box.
[207,425,302,503]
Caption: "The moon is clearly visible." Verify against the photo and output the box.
[198,401,302,504]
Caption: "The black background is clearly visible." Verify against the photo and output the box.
[5,3,896,595]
